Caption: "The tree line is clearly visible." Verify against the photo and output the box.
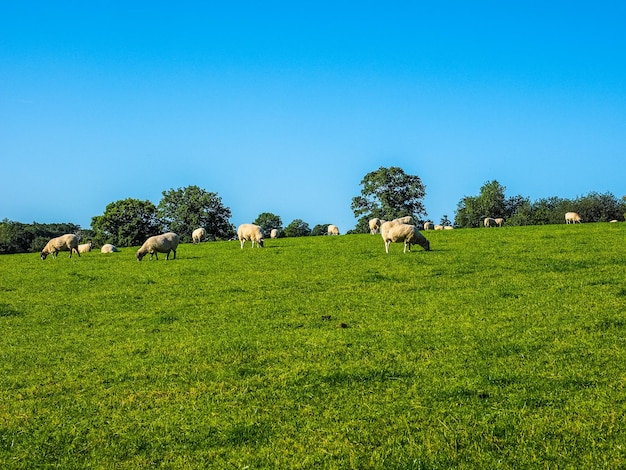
[454,180,626,228]
[2,169,624,254]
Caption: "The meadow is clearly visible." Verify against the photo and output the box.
[0,223,625,469]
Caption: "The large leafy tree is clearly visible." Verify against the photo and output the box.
[158,186,234,242]
[91,198,161,247]
[253,212,282,237]
[284,219,311,237]
[455,180,508,227]
[351,166,427,233]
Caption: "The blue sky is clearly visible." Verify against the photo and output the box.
[2,2,625,232]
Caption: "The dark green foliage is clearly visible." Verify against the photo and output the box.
[0,219,81,254]
[311,223,330,236]
[158,185,234,242]
[253,212,283,237]
[91,198,162,247]
[455,181,626,227]
[351,166,427,233]
[284,218,311,237]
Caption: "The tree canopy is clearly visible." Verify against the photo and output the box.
[454,181,626,227]
[284,219,311,237]
[253,212,283,237]
[351,166,426,233]
[91,198,161,247]
[158,186,234,242]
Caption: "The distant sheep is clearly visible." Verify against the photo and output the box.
[484,217,497,227]
[136,232,179,261]
[192,227,206,244]
[41,234,80,260]
[101,244,119,253]
[368,218,381,234]
[495,218,504,227]
[423,222,434,230]
[77,240,93,253]
[565,212,582,224]
[610,220,618,223]
[327,224,339,235]
[443,225,454,230]
[270,229,278,239]
[237,224,264,248]
[434,225,444,230]
[380,221,430,253]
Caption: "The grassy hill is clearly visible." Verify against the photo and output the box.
[1,223,625,468]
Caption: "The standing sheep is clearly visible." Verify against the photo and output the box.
[484,217,497,227]
[41,234,80,260]
[380,221,430,253]
[423,222,434,230]
[237,224,264,248]
[270,229,279,239]
[136,232,179,261]
[368,218,381,234]
[101,244,119,253]
[192,227,206,244]
[494,218,504,227]
[327,224,340,235]
[77,240,93,253]
[565,212,582,224]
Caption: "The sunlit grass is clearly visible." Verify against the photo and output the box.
[1,223,625,468]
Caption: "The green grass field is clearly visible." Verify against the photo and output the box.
[1,223,625,469]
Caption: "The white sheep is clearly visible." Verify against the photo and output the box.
[484,217,497,227]
[368,218,381,234]
[443,225,454,230]
[270,229,278,239]
[77,240,93,253]
[40,234,80,260]
[101,244,119,253]
[434,225,444,230]
[327,224,340,235]
[393,215,413,225]
[494,218,504,227]
[565,212,582,224]
[237,224,264,248]
[192,227,206,244]
[380,221,430,253]
[423,222,434,230]
[136,232,179,261]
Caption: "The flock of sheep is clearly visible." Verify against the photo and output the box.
[39,211,587,261]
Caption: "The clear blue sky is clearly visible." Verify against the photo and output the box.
[2,2,625,232]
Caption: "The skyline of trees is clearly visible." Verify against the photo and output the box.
[2,171,625,253]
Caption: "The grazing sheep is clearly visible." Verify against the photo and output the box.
[484,217,497,227]
[41,234,80,260]
[237,224,264,248]
[423,222,434,230]
[380,221,430,253]
[192,227,206,244]
[565,212,582,224]
[328,224,340,235]
[136,232,179,261]
[77,240,93,253]
[368,218,381,234]
[393,215,413,225]
[101,244,119,253]
[270,229,278,239]
[495,218,504,227]
[434,225,444,230]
